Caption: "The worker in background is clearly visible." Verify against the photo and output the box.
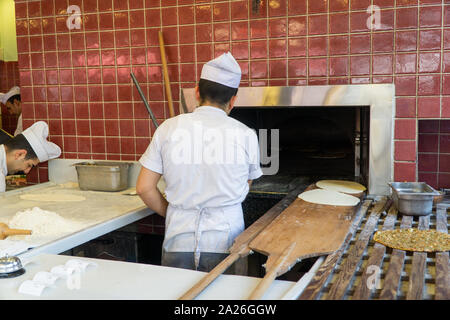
[0,121,61,192]
[1,86,22,136]
[136,52,262,274]
[0,92,13,145]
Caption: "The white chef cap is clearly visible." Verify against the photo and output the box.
[200,52,241,88]
[22,121,61,162]
[1,86,20,105]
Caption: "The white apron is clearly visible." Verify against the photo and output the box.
[139,106,263,269]
[0,145,8,192]
[164,203,244,268]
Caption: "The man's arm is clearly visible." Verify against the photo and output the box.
[136,167,168,217]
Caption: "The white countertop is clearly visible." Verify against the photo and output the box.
[0,253,294,300]
[0,181,152,259]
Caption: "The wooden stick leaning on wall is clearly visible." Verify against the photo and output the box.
[158,31,175,118]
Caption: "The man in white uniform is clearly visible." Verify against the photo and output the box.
[0,121,61,192]
[1,86,23,136]
[137,52,263,273]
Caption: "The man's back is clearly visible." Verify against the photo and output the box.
[141,106,261,210]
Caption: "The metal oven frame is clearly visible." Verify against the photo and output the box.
[181,84,395,196]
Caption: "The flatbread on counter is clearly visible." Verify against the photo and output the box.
[316,180,366,194]
[373,229,450,252]
[19,194,86,202]
[298,189,360,206]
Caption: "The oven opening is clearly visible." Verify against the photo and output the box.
[181,84,394,279]
[230,105,370,218]
[230,105,370,278]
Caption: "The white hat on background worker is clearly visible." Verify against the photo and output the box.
[200,52,242,88]
[22,121,61,162]
[0,86,20,105]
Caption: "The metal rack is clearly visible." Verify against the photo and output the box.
[299,197,449,300]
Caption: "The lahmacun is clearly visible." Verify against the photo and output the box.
[373,228,450,252]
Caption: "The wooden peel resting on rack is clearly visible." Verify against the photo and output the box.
[0,223,32,240]
[247,184,365,300]
[158,30,175,118]
[178,184,305,300]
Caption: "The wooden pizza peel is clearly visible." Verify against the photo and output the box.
[178,184,305,300]
[247,184,365,299]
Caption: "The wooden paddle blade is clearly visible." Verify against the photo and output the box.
[249,184,363,279]
[179,184,306,300]
[229,184,306,253]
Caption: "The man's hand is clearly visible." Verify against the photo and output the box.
[136,167,168,217]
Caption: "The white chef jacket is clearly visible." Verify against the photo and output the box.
[0,145,8,192]
[14,114,23,136]
[139,106,263,265]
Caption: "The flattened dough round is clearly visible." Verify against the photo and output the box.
[298,189,360,206]
[20,194,86,202]
[316,180,366,194]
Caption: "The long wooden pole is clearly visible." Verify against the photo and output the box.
[179,251,243,300]
[158,31,175,118]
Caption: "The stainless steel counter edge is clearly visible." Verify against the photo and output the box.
[18,206,153,261]
[2,185,154,260]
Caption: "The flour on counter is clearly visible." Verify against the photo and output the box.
[8,207,83,242]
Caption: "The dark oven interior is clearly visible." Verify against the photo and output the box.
[229,106,371,227]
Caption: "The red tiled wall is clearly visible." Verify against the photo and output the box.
[13,0,450,187]
[0,61,20,135]
[418,119,450,189]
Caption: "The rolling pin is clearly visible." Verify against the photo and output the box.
[0,223,32,240]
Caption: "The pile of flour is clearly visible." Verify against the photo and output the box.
[8,207,83,242]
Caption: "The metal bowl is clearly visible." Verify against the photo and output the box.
[0,255,23,274]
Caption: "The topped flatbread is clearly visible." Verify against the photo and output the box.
[298,189,360,206]
[373,228,450,252]
[316,180,366,194]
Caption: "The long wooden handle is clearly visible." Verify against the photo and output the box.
[178,185,305,300]
[179,251,242,300]
[4,228,32,237]
[158,31,175,118]
[248,242,297,300]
